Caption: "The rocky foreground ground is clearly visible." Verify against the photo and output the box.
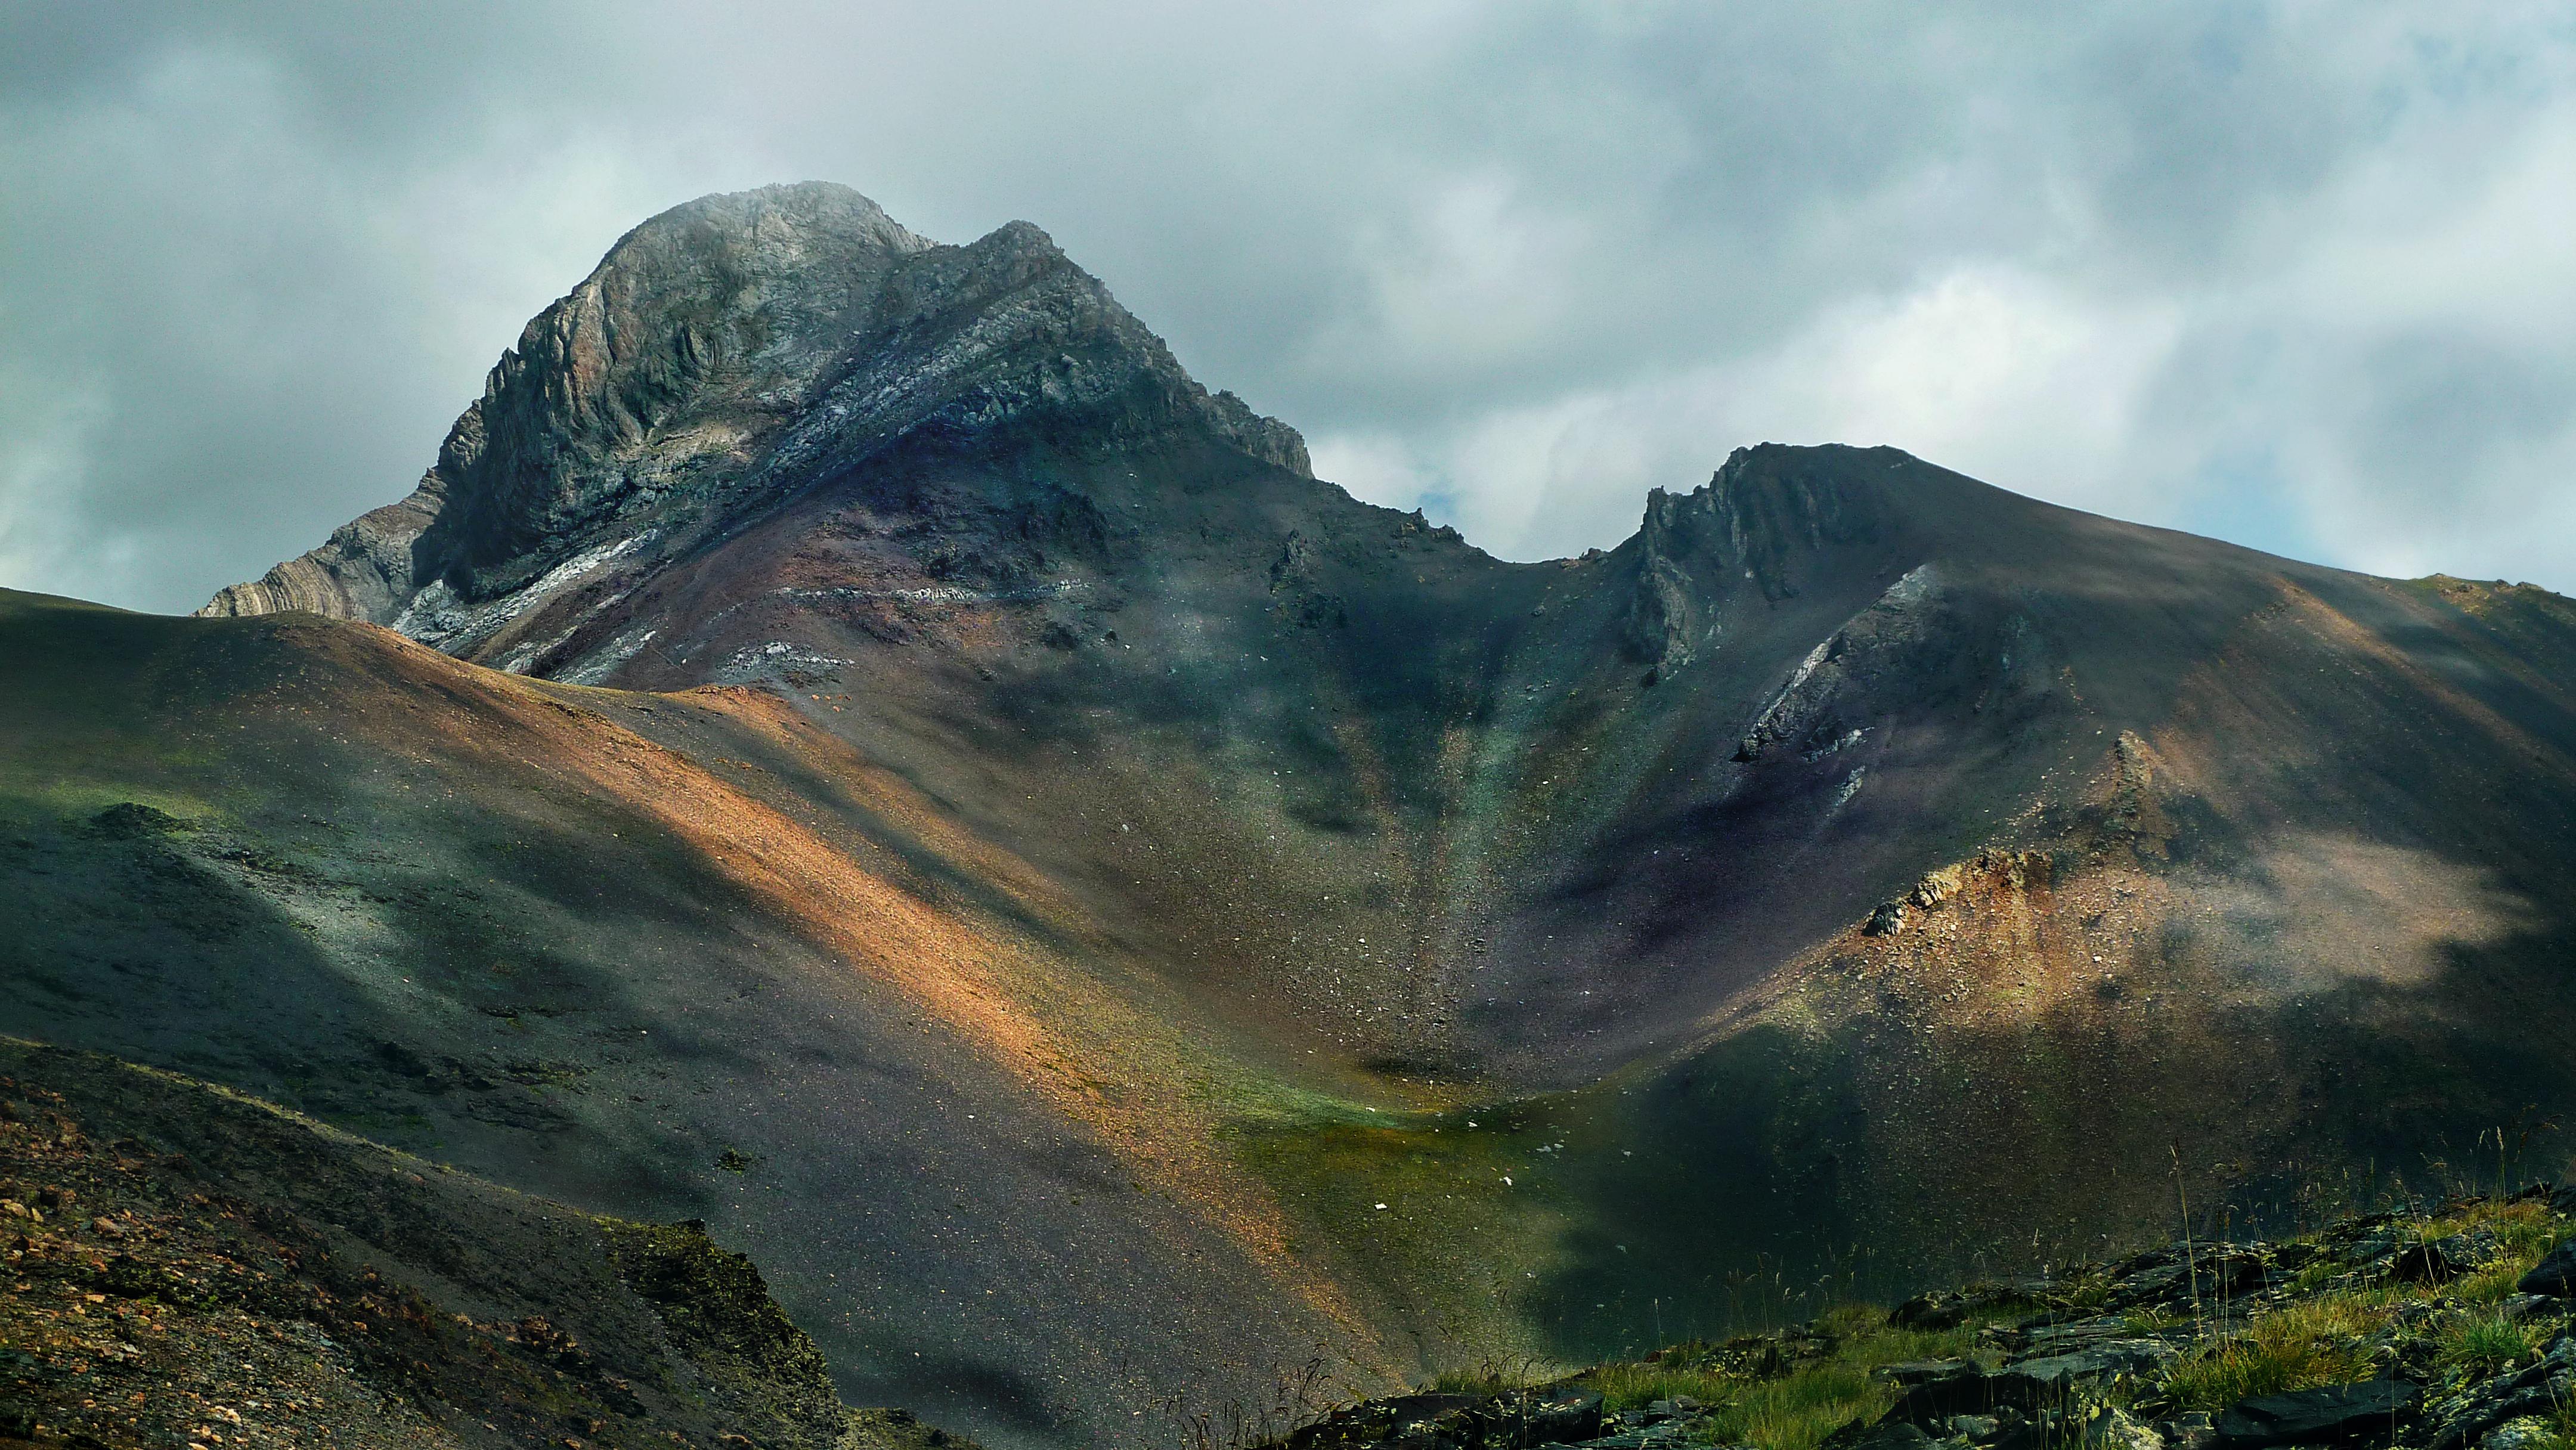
[0,1039,976,1450]
[1279,1187,2576,1450]
[2,1021,2572,1450]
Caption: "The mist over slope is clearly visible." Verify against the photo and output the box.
[6,183,2574,1446]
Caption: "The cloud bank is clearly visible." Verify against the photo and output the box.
[4,2,2572,611]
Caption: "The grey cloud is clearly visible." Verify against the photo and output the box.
[2,2,2572,611]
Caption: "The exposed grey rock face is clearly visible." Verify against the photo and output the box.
[197,488,445,621]
[202,182,1308,633]
[1620,442,1903,677]
[1624,489,1718,674]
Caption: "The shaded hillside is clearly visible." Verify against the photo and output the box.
[0,1037,975,1450]
[3,182,2572,1441]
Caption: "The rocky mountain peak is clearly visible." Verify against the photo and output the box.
[1696,444,1904,596]
[200,182,1310,634]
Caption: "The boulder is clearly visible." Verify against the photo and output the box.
[1890,1285,2027,1330]
[1381,1396,1479,1450]
[1888,1370,2037,1423]
[2517,1241,2576,1296]
[2105,1250,2269,1310]
[2214,1380,2417,1448]
[89,801,191,838]
[1565,1429,1700,1450]
[2017,1316,2144,1354]
[1885,1368,2019,1424]
[1886,1337,2181,1427]
[1286,1393,1485,1450]
[1824,1421,1929,1450]
[2081,1406,2167,1450]
[1876,1360,1974,1387]
[1986,1412,2065,1450]
[1521,1390,1605,1446]
[1996,1341,2181,1392]
[2484,1418,2559,1450]
[2395,1232,2492,1284]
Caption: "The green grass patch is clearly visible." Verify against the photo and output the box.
[1704,1362,1884,1450]
[2287,1260,2340,1294]
[1426,1361,1558,1395]
[2491,1210,2568,1259]
[2436,1311,2544,1378]
[2419,1202,2568,1303]
[2163,1296,2380,1411]
[1230,1098,1574,1359]
[1578,1359,1743,1412]
[1558,1307,1983,1450]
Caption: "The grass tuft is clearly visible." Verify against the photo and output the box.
[1427,1360,1554,1395]
[1579,1361,1742,1412]
[2436,1311,2542,1378]
[1708,1363,1885,1450]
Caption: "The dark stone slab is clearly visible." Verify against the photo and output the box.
[2214,1380,2417,1448]
[2518,1241,2576,1296]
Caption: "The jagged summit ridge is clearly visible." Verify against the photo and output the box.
[200,182,1309,633]
[1622,442,1913,674]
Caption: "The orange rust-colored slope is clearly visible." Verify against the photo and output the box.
[344,624,1388,1353]
[649,682,1117,941]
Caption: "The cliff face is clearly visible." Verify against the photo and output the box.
[35,182,2576,1443]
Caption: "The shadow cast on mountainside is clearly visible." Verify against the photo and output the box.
[0,794,719,1196]
[1517,873,2576,1368]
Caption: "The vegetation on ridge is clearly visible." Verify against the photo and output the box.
[1273,1187,2576,1450]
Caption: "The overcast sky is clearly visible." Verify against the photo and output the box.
[5,3,2574,612]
